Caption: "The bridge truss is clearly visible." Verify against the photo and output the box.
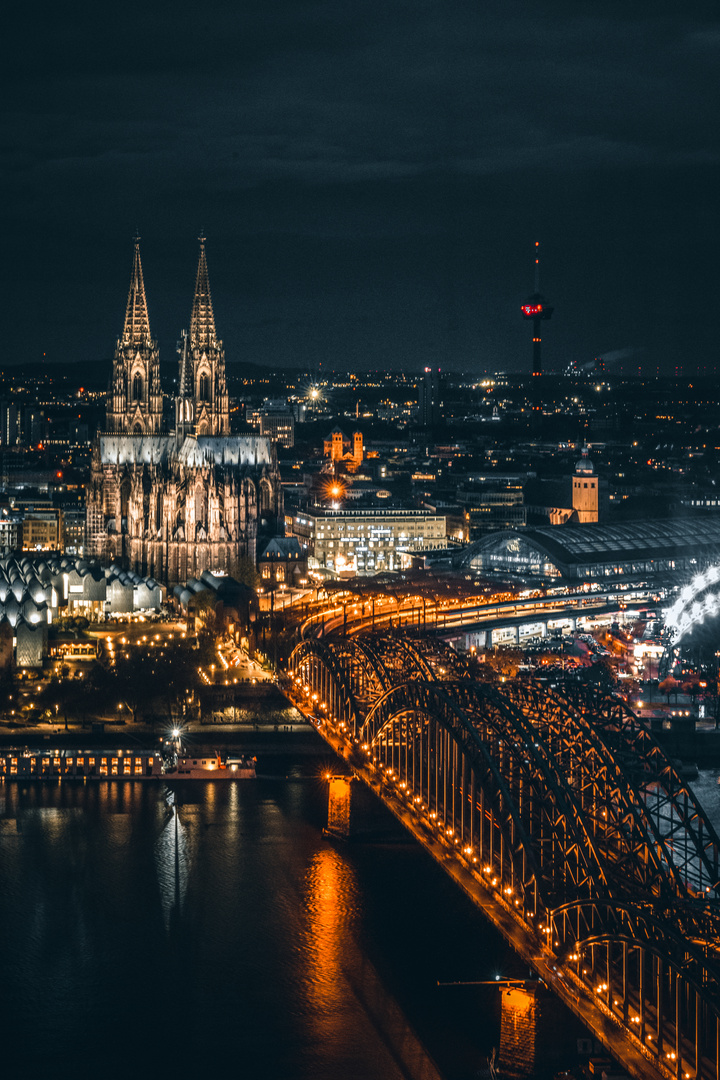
[288,630,720,1080]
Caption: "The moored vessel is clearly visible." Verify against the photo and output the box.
[164,751,256,779]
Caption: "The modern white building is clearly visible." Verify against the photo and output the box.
[288,507,446,575]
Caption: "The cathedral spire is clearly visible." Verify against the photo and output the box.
[121,235,152,345]
[107,236,162,435]
[189,233,217,348]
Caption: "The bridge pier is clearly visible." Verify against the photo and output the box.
[498,985,540,1079]
[325,775,354,839]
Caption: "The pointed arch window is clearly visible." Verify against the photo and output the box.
[199,373,210,401]
[132,373,143,401]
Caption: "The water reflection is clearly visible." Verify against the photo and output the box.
[0,773,516,1080]
[154,788,189,931]
[304,846,359,1025]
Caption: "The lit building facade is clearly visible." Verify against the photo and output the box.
[86,237,282,585]
[259,410,295,448]
[288,507,446,575]
[572,446,599,523]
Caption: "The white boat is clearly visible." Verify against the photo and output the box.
[164,751,256,779]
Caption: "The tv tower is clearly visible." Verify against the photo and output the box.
[521,241,554,377]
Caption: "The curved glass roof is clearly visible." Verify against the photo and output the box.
[463,516,720,573]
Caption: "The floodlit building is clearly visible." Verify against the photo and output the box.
[258,537,307,587]
[323,428,364,471]
[572,446,599,523]
[86,237,283,585]
[288,507,446,575]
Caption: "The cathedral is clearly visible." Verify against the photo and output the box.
[86,237,283,586]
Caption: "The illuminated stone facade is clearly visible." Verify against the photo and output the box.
[86,238,282,585]
[571,445,599,523]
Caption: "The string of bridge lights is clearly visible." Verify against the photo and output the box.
[665,564,720,643]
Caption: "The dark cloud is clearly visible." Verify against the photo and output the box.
[1,0,719,373]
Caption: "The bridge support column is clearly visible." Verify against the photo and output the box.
[498,985,540,1079]
[325,776,353,839]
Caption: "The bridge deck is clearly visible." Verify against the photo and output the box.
[286,687,697,1080]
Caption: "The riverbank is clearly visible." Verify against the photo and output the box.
[0,683,325,755]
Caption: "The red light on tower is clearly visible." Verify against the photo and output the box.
[521,241,553,377]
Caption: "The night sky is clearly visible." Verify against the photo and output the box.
[3,0,719,375]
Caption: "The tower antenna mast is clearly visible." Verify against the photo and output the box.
[521,240,554,377]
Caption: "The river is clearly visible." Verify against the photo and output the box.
[0,753,595,1080]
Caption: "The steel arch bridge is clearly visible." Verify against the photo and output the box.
[287,630,720,1080]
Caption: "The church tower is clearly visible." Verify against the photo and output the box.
[107,237,163,434]
[177,236,230,437]
[572,446,599,523]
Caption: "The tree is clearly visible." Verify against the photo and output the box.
[107,652,156,723]
[37,671,87,730]
[477,647,524,682]
[235,555,260,591]
[682,680,699,701]
[659,676,680,704]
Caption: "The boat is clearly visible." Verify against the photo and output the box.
[164,751,256,779]
[0,748,163,780]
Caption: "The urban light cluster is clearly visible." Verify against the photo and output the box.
[665,563,720,642]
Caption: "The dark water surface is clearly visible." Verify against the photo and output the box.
[0,757,584,1080]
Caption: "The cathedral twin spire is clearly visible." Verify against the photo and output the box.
[121,237,152,346]
[107,236,229,437]
[189,235,217,349]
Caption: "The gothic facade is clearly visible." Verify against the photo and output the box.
[86,238,283,586]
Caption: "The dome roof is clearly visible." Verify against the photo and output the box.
[575,446,594,474]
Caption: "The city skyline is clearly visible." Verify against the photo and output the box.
[2,1,719,375]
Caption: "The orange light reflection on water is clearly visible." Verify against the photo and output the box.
[303,846,360,1041]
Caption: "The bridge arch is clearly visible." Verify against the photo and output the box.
[289,638,362,733]
[548,898,720,1075]
[363,679,623,909]
[503,681,720,903]
[362,678,549,915]
[285,629,720,1079]
[556,683,720,900]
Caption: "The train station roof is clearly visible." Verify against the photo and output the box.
[459,516,720,581]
